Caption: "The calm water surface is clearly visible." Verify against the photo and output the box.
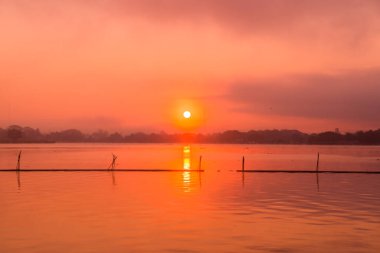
[1,144,380,252]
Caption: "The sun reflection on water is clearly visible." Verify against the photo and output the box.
[182,145,191,192]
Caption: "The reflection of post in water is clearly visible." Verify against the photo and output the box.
[316,173,320,192]
[242,170,245,188]
[111,170,116,186]
[16,171,21,189]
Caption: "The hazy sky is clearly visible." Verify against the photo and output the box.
[1,0,380,133]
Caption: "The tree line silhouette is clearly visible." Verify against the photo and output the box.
[1,125,380,145]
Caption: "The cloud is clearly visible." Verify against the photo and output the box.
[104,0,380,41]
[3,0,380,52]
[227,69,380,124]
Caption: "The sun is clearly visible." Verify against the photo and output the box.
[183,111,191,119]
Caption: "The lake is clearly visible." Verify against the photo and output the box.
[1,144,380,252]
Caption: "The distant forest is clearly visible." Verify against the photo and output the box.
[1,125,380,145]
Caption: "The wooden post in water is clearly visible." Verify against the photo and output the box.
[16,150,22,170]
[108,153,118,170]
[16,150,22,188]
[241,156,246,187]
[198,155,203,187]
[316,152,320,172]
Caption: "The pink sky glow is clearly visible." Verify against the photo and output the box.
[1,0,380,133]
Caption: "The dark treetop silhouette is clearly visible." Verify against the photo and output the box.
[1,125,380,145]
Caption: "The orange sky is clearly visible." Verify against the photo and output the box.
[1,0,380,133]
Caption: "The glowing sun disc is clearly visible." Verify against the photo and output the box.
[183,111,191,119]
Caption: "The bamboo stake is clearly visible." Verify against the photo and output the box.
[316,152,320,171]
[198,155,203,187]
[16,150,22,170]
[15,150,22,189]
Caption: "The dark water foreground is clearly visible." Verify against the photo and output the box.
[1,144,380,252]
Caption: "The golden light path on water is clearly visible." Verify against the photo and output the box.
[182,145,191,192]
